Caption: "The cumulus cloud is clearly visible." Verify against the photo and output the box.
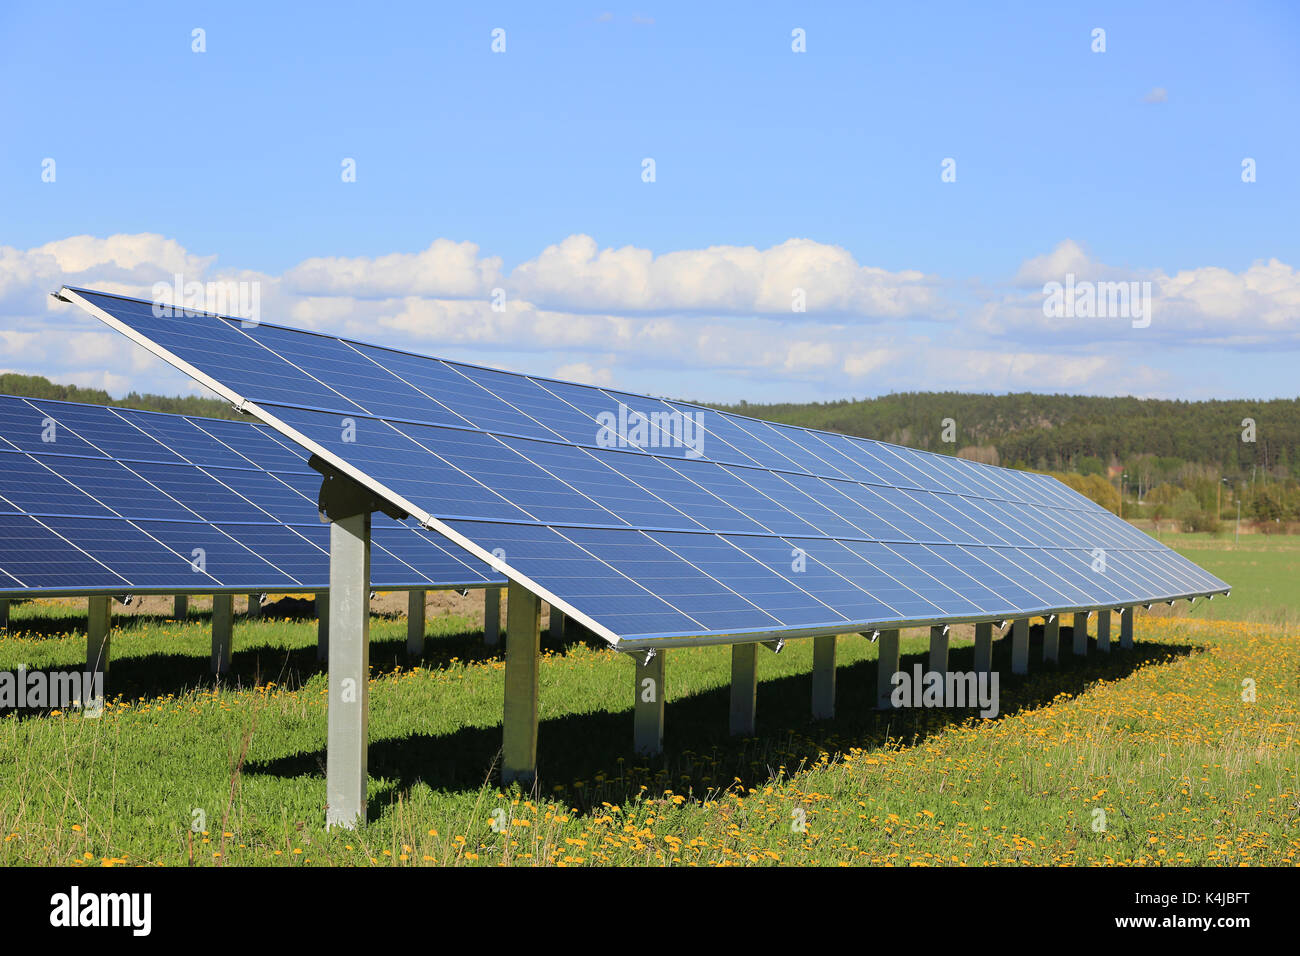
[282,239,503,298]
[507,234,940,319]
[0,233,216,307]
[1011,239,1117,286]
[983,240,1300,347]
[553,362,614,386]
[1,231,1293,405]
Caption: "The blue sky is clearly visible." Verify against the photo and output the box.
[2,1,1298,404]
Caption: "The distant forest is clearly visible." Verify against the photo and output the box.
[4,374,1297,528]
[711,392,1300,529]
[712,392,1298,479]
[0,373,240,420]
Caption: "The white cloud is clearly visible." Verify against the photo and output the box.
[984,240,1300,347]
[842,348,897,378]
[1,231,1294,405]
[1012,239,1108,286]
[0,233,216,308]
[508,234,939,319]
[282,239,503,298]
[553,362,614,386]
[1143,87,1169,104]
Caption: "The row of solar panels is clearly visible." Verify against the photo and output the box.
[62,287,1230,650]
[0,394,502,597]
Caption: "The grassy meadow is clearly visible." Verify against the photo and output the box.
[1158,530,1300,629]
[0,536,1296,867]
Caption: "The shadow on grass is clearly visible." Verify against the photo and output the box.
[240,625,1199,822]
[1,616,592,717]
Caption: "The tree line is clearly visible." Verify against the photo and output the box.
[712,391,1300,527]
[0,373,241,420]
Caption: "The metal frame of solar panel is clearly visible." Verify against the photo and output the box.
[0,392,505,681]
[61,286,1231,829]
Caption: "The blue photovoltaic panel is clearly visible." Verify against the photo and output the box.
[0,515,131,590]
[67,287,1230,644]
[0,393,502,596]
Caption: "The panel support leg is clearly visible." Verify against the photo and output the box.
[484,586,501,646]
[729,643,758,735]
[1072,611,1089,655]
[633,650,666,756]
[1043,616,1060,663]
[0,598,8,630]
[929,625,949,673]
[1011,618,1029,674]
[875,629,900,709]
[502,581,541,786]
[247,593,261,619]
[548,604,564,639]
[973,622,993,674]
[325,512,371,830]
[173,595,188,619]
[1120,606,1134,649]
[316,593,329,662]
[406,590,425,659]
[86,596,111,681]
[211,593,233,675]
[1097,608,1111,652]
[811,634,836,720]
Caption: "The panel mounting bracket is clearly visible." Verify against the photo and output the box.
[311,455,408,522]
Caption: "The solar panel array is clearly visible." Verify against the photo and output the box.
[66,287,1230,646]
[0,393,502,597]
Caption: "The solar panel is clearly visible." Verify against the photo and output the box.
[64,286,1229,647]
[0,393,503,597]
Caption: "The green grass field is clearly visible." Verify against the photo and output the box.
[1160,531,1300,628]
[0,537,1296,867]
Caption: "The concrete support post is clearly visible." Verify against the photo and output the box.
[484,586,501,646]
[316,593,329,662]
[929,625,949,673]
[1043,615,1060,663]
[247,593,261,619]
[1096,608,1111,652]
[973,622,993,674]
[325,512,371,830]
[1072,612,1089,656]
[633,651,666,756]
[502,581,541,786]
[406,590,425,659]
[811,634,836,720]
[211,594,234,675]
[549,604,564,639]
[875,629,900,709]
[86,596,111,679]
[729,643,758,735]
[1011,618,1029,674]
[173,595,188,619]
[1120,606,1134,649]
